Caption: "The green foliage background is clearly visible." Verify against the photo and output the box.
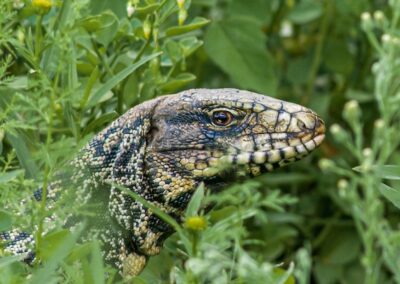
[1,0,400,283]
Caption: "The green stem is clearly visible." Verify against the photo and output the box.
[303,0,331,105]
[35,83,57,264]
[116,37,151,113]
[191,231,198,257]
[90,36,113,79]
[34,14,44,60]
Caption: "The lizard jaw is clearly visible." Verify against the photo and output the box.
[191,132,325,178]
[220,132,325,175]
[218,113,325,176]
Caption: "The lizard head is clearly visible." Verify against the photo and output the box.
[78,88,325,275]
[147,88,325,183]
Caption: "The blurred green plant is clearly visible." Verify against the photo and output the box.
[1,0,400,283]
[319,2,400,283]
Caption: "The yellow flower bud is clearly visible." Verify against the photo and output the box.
[373,10,384,21]
[177,0,185,9]
[185,216,207,231]
[318,158,335,171]
[17,29,25,43]
[329,124,342,135]
[374,119,384,129]
[32,0,52,14]
[286,0,295,8]
[362,148,372,158]
[329,123,349,144]
[360,12,371,22]
[127,3,135,17]
[382,34,391,44]
[178,9,188,26]
[54,103,62,112]
[343,100,361,125]
[360,12,373,31]
[143,18,152,40]
[337,179,349,190]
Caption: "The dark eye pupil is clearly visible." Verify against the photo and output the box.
[212,111,231,125]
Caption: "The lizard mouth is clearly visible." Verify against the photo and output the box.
[188,118,325,178]
[223,133,324,167]
[220,120,326,176]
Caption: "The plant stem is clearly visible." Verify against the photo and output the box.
[303,0,331,105]
[34,14,43,60]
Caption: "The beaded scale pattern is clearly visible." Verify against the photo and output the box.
[0,89,325,276]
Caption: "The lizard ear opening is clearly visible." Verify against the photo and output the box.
[146,124,160,148]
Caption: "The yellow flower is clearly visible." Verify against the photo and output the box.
[185,216,207,231]
[32,0,52,13]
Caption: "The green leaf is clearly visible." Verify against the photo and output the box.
[164,40,182,64]
[80,67,100,109]
[318,228,361,265]
[345,89,374,103]
[179,37,203,58]
[39,230,73,261]
[116,185,182,233]
[82,111,119,136]
[88,242,105,284]
[4,76,28,90]
[0,210,12,231]
[159,73,196,92]
[314,262,342,284]
[288,0,323,24]
[165,17,211,37]
[94,11,119,47]
[65,243,93,263]
[379,183,400,209]
[88,0,127,18]
[0,169,24,184]
[323,39,354,75]
[86,52,162,109]
[185,183,205,217]
[204,18,277,95]
[77,15,103,33]
[0,255,25,268]
[353,165,400,180]
[374,165,400,180]
[286,57,313,84]
[135,3,161,16]
[6,132,39,178]
[209,206,237,223]
[227,0,273,26]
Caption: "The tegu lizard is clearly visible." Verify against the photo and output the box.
[0,88,325,277]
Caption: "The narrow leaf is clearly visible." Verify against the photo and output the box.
[6,132,39,178]
[374,165,400,180]
[159,73,196,92]
[116,184,182,234]
[0,169,24,184]
[379,183,400,209]
[165,17,211,37]
[89,242,105,284]
[82,111,119,136]
[185,183,205,217]
[204,18,277,95]
[0,255,25,268]
[86,53,162,109]
[0,210,12,231]
[353,165,400,180]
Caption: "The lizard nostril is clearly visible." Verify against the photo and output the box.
[296,114,325,132]
[296,119,307,131]
[315,117,326,134]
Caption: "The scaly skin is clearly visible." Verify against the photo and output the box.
[0,88,325,276]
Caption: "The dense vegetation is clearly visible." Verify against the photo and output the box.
[1,0,400,283]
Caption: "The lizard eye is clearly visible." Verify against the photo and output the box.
[211,110,235,126]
